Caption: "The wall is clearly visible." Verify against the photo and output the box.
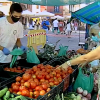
[47,6,63,16]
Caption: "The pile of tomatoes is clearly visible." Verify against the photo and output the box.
[9,64,73,99]
[4,66,26,73]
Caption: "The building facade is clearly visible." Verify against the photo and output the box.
[47,6,63,16]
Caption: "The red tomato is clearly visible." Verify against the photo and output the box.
[30,92,34,98]
[9,88,13,93]
[49,78,54,82]
[42,84,48,90]
[35,86,43,91]
[56,74,61,78]
[11,83,16,88]
[22,73,31,81]
[40,90,46,96]
[21,89,30,97]
[12,85,19,92]
[16,76,22,82]
[24,82,30,88]
[19,86,27,91]
[17,66,21,70]
[17,91,22,95]
[54,80,59,85]
[30,81,37,89]
[34,79,39,85]
[33,91,40,98]
[49,82,54,86]
[45,75,50,80]
[15,82,21,86]
[37,74,43,79]
[47,88,51,92]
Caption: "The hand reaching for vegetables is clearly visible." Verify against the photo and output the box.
[57,62,69,70]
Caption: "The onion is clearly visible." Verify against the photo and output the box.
[77,94,82,98]
[77,87,83,94]
[82,90,88,96]
[81,97,88,100]
[86,93,91,100]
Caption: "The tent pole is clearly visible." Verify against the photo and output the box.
[79,26,80,42]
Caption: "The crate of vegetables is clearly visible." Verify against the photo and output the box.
[3,63,29,74]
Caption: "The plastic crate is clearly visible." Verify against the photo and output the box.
[39,87,57,100]
[2,63,30,74]
[69,65,78,85]
[56,81,64,94]
[63,75,70,92]
[17,59,47,68]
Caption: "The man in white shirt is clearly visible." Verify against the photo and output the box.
[53,18,59,34]
[0,3,27,63]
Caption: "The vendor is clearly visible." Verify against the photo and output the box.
[0,3,27,63]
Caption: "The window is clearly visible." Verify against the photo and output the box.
[54,6,59,12]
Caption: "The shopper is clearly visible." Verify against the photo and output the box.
[41,17,50,42]
[53,18,59,34]
[58,42,100,70]
[0,3,27,63]
[58,20,64,34]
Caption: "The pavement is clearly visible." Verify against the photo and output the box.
[21,29,85,51]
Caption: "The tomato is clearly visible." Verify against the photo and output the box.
[46,69,51,73]
[49,78,54,82]
[33,91,40,98]
[42,84,48,90]
[40,79,45,82]
[24,82,30,88]
[32,66,38,72]
[32,75,36,79]
[29,89,33,92]
[37,74,43,79]
[52,71,56,76]
[54,80,59,85]
[9,88,13,93]
[34,79,39,85]
[15,82,21,86]
[17,91,22,95]
[49,82,54,86]
[21,89,30,97]
[11,83,16,88]
[47,88,51,92]
[17,66,21,70]
[16,76,22,82]
[58,78,62,83]
[21,79,25,83]
[68,69,73,74]
[22,73,31,81]
[56,74,61,78]
[40,90,46,96]
[35,86,43,91]
[30,81,37,89]
[45,75,50,80]
[30,92,34,98]
[22,68,26,72]
[19,86,27,91]
[50,74,53,78]
[12,85,19,92]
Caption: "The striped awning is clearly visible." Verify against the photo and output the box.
[71,2,100,24]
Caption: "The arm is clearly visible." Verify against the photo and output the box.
[61,46,100,69]
[16,38,22,48]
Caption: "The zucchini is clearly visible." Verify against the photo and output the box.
[0,87,8,98]
[3,91,10,100]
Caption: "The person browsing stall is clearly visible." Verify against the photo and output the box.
[0,3,27,63]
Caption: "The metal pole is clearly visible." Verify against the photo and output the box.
[79,26,80,42]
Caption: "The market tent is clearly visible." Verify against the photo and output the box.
[51,15,64,20]
[9,0,100,6]
[22,10,35,17]
[71,2,100,25]
[34,11,54,17]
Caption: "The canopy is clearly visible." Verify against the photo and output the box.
[9,0,100,6]
[34,11,54,17]
[22,10,34,17]
[71,2,100,25]
[51,15,64,20]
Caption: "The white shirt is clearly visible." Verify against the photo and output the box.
[53,20,58,27]
[67,23,71,30]
[0,17,23,63]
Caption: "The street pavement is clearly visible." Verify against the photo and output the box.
[21,30,85,51]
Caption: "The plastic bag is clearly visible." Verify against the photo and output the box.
[73,68,94,93]
[27,46,40,64]
[58,45,68,56]
[10,48,24,68]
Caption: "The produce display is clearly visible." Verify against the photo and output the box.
[4,66,27,73]
[8,64,74,99]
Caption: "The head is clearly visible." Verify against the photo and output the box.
[0,11,5,17]
[9,3,23,23]
[43,17,47,21]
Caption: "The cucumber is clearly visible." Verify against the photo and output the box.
[10,94,14,98]
[3,91,10,99]
[0,87,8,98]
[8,98,17,100]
